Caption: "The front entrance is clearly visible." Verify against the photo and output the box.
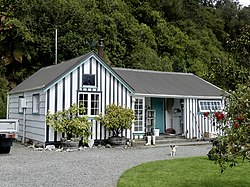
[151,98,164,133]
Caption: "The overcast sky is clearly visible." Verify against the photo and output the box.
[239,0,250,7]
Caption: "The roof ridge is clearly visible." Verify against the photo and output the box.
[113,67,193,75]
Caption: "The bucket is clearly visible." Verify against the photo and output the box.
[154,129,160,137]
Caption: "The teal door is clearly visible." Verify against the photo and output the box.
[151,98,164,133]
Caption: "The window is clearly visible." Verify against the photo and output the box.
[32,94,40,114]
[18,96,24,113]
[78,92,100,116]
[134,98,144,132]
[198,100,222,112]
[83,74,95,87]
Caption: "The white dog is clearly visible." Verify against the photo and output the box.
[170,145,178,156]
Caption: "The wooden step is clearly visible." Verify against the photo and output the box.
[132,135,211,147]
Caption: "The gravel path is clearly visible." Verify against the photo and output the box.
[0,142,212,187]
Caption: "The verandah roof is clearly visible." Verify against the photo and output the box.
[113,68,224,98]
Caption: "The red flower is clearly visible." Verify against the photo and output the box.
[235,115,244,122]
[219,113,225,120]
[203,112,209,118]
[214,112,219,118]
[214,112,224,121]
[233,123,239,129]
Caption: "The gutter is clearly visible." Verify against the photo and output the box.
[8,85,45,95]
[133,93,224,99]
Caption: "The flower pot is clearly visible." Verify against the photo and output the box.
[108,136,127,146]
[154,129,160,137]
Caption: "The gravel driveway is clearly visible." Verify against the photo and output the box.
[0,142,212,187]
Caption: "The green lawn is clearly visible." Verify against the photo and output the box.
[117,157,250,187]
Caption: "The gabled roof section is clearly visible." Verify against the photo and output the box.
[9,51,134,94]
[113,68,224,98]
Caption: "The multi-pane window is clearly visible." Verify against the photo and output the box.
[78,92,100,116]
[32,94,40,114]
[82,74,95,87]
[91,94,99,115]
[78,94,88,115]
[198,100,222,112]
[134,98,144,132]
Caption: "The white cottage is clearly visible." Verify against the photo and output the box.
[7,50,224,145]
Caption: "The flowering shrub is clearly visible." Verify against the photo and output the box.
[95,104,135,137]
[205,84,250,172]
[46,104,92,143]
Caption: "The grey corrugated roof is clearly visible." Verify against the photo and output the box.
[113,68,223,97]
[9,51,93,94]
[9,50,223,98]
[9,51,134,94]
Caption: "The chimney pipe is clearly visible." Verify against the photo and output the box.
[98,39,104,58]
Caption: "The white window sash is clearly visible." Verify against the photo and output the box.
[133,97,145,133]
[198,100,222,112]
[78,92,100,117]
[32,94,39,114]
[18,97,24,113]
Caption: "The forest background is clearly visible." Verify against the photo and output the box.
[0,0,250,118]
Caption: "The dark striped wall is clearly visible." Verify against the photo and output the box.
[45,56,132,142]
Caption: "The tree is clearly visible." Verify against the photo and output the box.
[215,0,241,37]
[0,0,35,84]
[208,83,250,172]
[1,0,249,97]
[0,77,9,118]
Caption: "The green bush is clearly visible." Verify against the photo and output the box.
[46,104,91,143]
[95,104,135,137]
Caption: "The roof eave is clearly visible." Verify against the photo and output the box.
[133,93,224,99]
[43,51,135,94]
[8,85,45,95]
[43,51,94,92]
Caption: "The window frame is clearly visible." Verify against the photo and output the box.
[82,74,96,88]
[198,100,222,112]
[78,92,101,117]
[32,94,40,114]
[133,97,145,133]
[18,96,24,114]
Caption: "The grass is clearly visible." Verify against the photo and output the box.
[117,157,250,187]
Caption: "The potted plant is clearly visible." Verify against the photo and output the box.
[46,104,92,146]
[166,128,176,134]
[95,104,135,145]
